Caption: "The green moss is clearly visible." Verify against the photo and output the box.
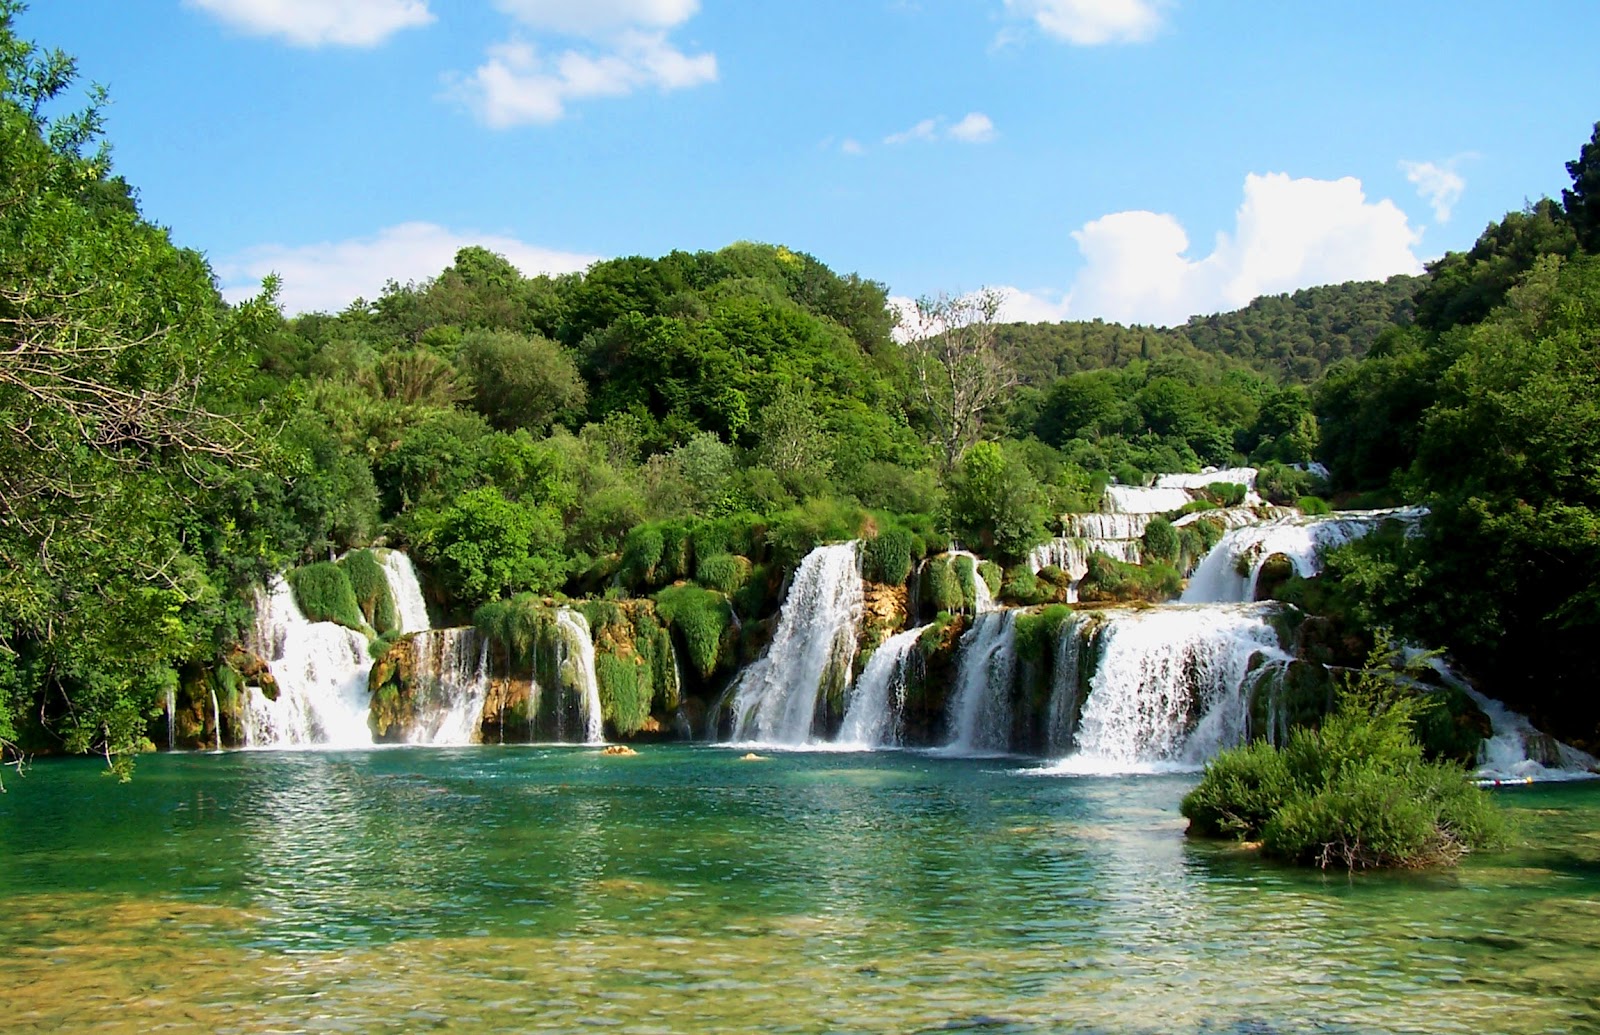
[654,584,734,679]
[1296,495,1332,515]
[953,554,977,611]
[925,557,965,613]
[1014,604,1073,664]
[287,562,366,631]
[1078,554,1182,603]
[977,559,1002,596]
[340,549,399,635]
[596,653,651,736]
[620,526,665,588]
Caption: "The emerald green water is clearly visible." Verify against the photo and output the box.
[3,746,1597,1033]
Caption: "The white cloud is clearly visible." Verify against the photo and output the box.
[1003,0,1165,46]
[1400,158,1466,223]
[884,112,997,145]
[840,138,865,156]
[947,112,997,143]
[452,2,715,126]
[186,0,434,47]
[215,222,600,315]
[1057,173,1423,326]
[493,0,699,36]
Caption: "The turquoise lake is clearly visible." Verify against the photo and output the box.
[3,746,1597,1033]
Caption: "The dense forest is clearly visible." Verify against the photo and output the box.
[2,4,1598,771]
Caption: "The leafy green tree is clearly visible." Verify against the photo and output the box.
[943,442,1049,558]
[411,487,566,606]
[1563,120,1600,252]
[457,329,587,433]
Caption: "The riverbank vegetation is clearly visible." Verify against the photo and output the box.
[1181,645,1508,869]
[1,5,1598,780]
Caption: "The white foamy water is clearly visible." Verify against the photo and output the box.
[729,543,864,746]
[380,550,431,634]
[555,608,606,745]
[836,624,932,749]
[941,610,1020,756]
[407,627,491,746]
[242,577,375,749]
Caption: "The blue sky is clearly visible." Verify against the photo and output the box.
[18,1,1600,323]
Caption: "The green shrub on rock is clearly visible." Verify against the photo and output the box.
[288,562,365,631]
[654,585,733,678]
[862,528,915,585]
[340,549,399,635]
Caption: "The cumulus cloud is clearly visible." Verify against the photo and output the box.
[937,173,1421,329]
[1400,158,1466,223]
[1057,173,1423,325]
[840,138,865,156]
[1003,0,1165,45]
[215,221,599,315]
[451,0,715,126]
[186,0,434,47]
[884,112,997,145]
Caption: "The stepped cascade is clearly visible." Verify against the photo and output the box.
[554,608,606,745]
[728,542,864,745]
[380,550,431,634]
[407,628,492,745]
[242,577,375,748]
[836,624,933,748]
[1181,507,1425,604]
[942,610,1020,755]
[1049,603,1292,773]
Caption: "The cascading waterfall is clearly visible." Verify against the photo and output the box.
[941,610,1020,755]
[242,578,375,748]
[1180,507,1427,604]
[728,542,864,745]
[836,624,932,748]
[1409,654,1598,782]
[1048,603,1292,774]
[408,628,491,745]
[380,550,431,634]
[1105,484,1196,514]
[210,688,221,751]
[1044,613,1091,755]
[165,685,176,751]
[555,608,606,745]
[1154,467,1263,505]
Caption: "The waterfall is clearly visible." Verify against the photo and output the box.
[837,624,931,748]
[1105,484,1195,514]
[165,685,176,752]
[941,610,1019,755]
[1026,538,1089,602]
[1047,603,1291,773]
[1044,613,1090,755]
[1409,654,1598,782]
[1154,467,1263,505]
[241,577,375,749]
[1181,507,1427,604]
[408,628,491,745]
[555,608,605,745]
[379,550,431,634]
[729,542,864,745]
[210,688,221,751]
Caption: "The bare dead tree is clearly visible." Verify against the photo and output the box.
[901,288,1018,471]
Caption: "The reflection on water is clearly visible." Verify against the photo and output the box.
[1,746,1598,1033]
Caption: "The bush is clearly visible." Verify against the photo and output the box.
[1078,554,1182,603]
[952,554,977,611]
[340,549,399,635]
[620,526,665,587]
[978,559,1002,597]
[1180,643,1507,869]
[287,562,365,630]
[654,585,733,678]
[696,552,751,594]
[1141,516,1179,565]
[925,556,965,613]
[862,527,915,585]
[1296,495,1332,515]
[1205,481,1248,507]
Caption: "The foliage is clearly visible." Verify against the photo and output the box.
[1141,517,1179,564]
[653,584,732,679]
[411,487,566,606]
[943,442,1049,559]
[695,552,750,595]
[339,549,398,635]
[457,329,587,433]
[1078,554,1182,604]
[902,288,1017,470]
[287,563,365,631]
[1181,643,1506,869]
[595,653,651,736]
[861,527,915,586]
[924,556,966,613]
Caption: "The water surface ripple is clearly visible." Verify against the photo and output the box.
[3,746,1597,1033]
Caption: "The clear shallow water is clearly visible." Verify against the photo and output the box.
[2,746,1598,1034]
